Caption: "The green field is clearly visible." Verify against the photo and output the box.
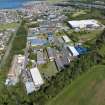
[47,65,105,105]
[0,22,19,30]
[73,29,103,43]
[72,10,87,18]
[47,0,63,3]
[38,62,58,77]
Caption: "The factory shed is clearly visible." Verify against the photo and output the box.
[29,39,47,46]
[25,81,35,94]
[67,46,79,57]
[37,50,46,64]
[30,67,44,89]
[75,45,87,55]
[47,47,55,61]
[61,56,69,67]
[47,32,54,43]
[55,56,65,71]
[5,55,25,86]
[68,19,100,29]
[62,35,71,43]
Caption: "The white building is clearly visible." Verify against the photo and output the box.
[30,67,44,90]
[25,82,36,94]
[62,35,71,43]
[67,46,79,57]
[68,19,100,29]
[5,55,25,86]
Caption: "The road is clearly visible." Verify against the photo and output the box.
[0,24,20,69]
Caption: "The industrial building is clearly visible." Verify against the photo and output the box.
[62,35,71,43]
[25,81,36,94]
[62,47,72,62]
[55,55,65,71]
[29,38,47,47]
[47,32,54,43]
[68,19,100,29]
[37,49,46,64]
[5,55,25,86]
[75,45,87,55]
[67,46,79,57]
[30,67,44,90]
[47,47,55,61]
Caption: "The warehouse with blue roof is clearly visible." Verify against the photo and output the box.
[29,39,48,46]
[75,45,87,55]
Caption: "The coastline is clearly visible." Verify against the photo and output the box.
[0,0,45,9]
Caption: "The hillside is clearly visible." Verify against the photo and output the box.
[48,65,105,105]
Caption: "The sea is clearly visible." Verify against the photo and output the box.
[0,0,35,9]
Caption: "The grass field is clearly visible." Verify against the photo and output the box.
[0,22,19,30]
[76,29,103,42]
[47,65,105,105]
[67,29,103,43]
[38,62,58,77]
[72,10,87,18]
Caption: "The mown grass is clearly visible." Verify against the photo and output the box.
[38,61,58,77]
[74,29,103,42]
[0,22,19,30]
[47,65,105,105]
[72,10,87,18]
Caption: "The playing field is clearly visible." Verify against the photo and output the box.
[47,65,105,105]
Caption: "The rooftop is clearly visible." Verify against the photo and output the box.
[68,19,100,28]
[67,46,79,56]
[30,67,44,86]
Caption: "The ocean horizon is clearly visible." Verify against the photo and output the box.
[0,0,36,9]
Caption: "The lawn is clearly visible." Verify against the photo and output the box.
[47,65,105,105]
[67,9,105,21]
[47,0,63,3]
[67,29,103,43]
[0,22,19,30]
[77,29,103,42]
[72,10,87,18]
[38,61,58,77]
